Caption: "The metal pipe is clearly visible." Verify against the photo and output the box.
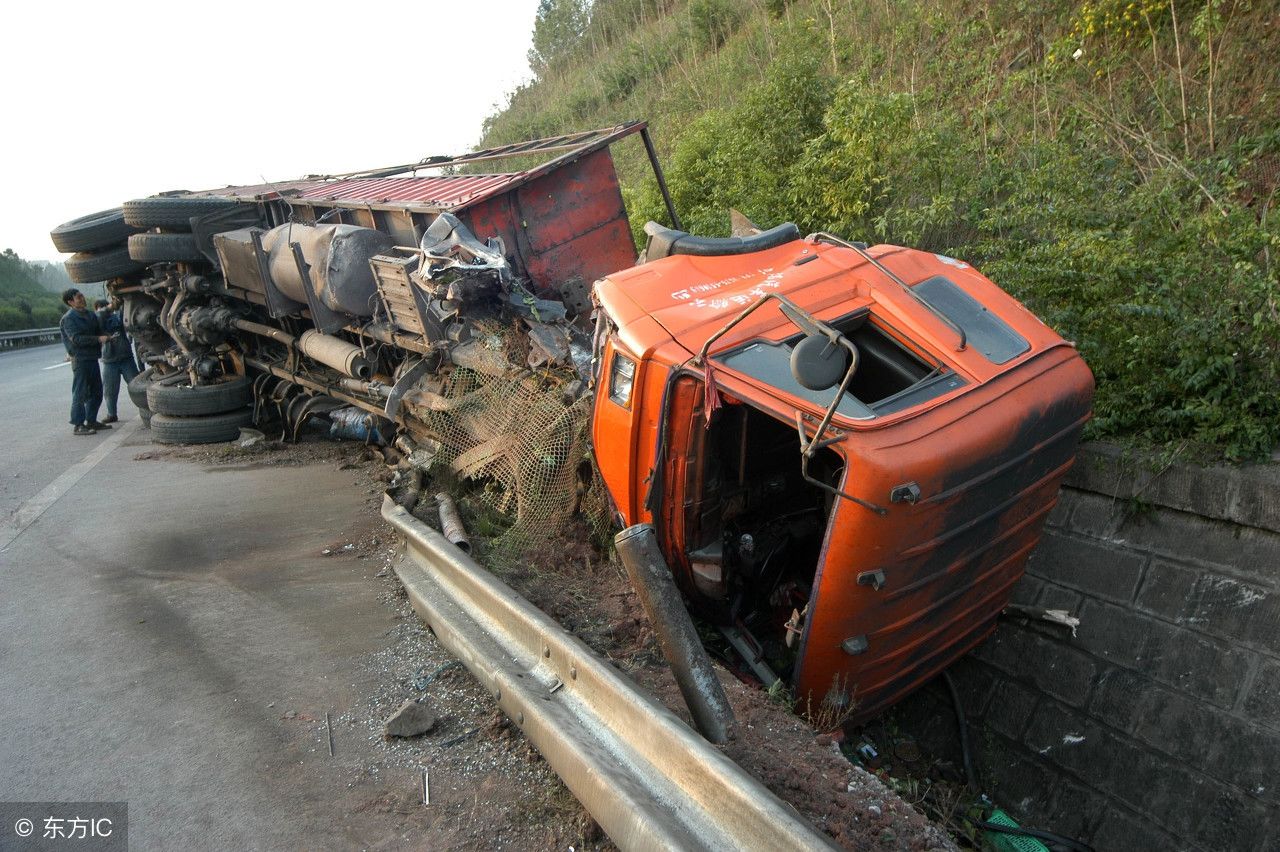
[435,493,470,554]
[358,322,435,356]
[614,524,735,744]
[812,232,968,352]
[232,318,297,348]
[641,127,682,231]
[298,329,372,380]
[338,377,389,397]
[393,469,424,513]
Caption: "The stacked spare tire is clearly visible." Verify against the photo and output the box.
[122,197,239,263]
[144,374,253,444]
[49,208,144,286]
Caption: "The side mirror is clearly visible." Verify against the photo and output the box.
[790,334,849,391]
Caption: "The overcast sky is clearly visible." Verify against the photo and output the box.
[2,0,540,262]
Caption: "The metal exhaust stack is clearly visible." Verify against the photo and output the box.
[614,523,736,744]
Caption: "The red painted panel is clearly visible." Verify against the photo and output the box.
[457,149,635,298]
[517,150,628,251]
[524,218,637,297]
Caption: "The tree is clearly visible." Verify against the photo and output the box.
[528,0,589,76]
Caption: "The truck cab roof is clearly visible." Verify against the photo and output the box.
[595,236,1068,427]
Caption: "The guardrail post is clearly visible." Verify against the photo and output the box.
[614,523,737,744]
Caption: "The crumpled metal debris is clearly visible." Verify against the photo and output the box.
[418,213,511,285]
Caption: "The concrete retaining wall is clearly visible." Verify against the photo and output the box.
[893,445,1280,850]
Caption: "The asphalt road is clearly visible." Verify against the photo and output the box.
[0,346,450,848]
[0,344,97,523]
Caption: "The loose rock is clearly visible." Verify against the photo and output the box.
[384,698,437,737]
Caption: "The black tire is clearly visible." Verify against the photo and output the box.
[50,208,139,253]
[139,407,152,428]
[122,197,240,230]
[127,367,154,410]
[64,246,145,284]
[147,374,251,416]
[150,408,252,445]
[128,232,204,263]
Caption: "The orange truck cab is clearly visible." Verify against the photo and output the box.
[591,224,1094,723]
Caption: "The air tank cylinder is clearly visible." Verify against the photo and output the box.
[261,223,393,317]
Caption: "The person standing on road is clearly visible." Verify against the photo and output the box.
[59,288,113,436]
[95,297,139,423]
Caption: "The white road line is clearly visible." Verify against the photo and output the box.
[0,420,141,553]
[42,361,70,370]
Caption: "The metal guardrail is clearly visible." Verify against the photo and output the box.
[0,327,60,350]
[381,497,837,852]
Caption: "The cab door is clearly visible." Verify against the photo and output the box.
[590,338,645,523]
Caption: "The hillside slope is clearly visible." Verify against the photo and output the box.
[0,249,75,331]
[484,0,1280,460]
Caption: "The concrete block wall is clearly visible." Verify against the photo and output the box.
[891,446,1280,850]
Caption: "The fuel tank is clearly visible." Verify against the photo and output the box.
[213,223,393,319]
[262,223,393,317]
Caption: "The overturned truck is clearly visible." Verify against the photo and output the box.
[52,122,1093,724]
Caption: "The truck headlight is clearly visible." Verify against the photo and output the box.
[609,353,636,408]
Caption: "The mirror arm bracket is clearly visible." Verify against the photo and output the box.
[794,411,888,517]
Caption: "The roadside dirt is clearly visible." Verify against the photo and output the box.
[140,434,956,850]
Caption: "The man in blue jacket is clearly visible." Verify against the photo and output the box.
[95,297,140,423]
[59,288,113,436]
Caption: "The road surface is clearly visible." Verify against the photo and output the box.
[0,345,585,850]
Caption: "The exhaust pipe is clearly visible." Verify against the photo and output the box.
[235,320,370,381]
[298,330,371,380]
[232,317,297,348]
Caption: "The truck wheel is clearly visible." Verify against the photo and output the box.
[146,374,251,416]
[150,408,252,445]
[128,232,204,263]
[122,197,240,230]
[64,246,145,284]
[128,367,183,409]
[50,208,139,253]
[127,367,155,410]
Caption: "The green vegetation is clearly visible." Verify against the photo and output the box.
[484,0,1280,461]
[0,249,83,331]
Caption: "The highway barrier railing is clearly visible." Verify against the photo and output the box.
[382,496,837,852]
[0,328,61,350]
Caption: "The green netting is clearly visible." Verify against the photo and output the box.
[981,809,1051,852]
